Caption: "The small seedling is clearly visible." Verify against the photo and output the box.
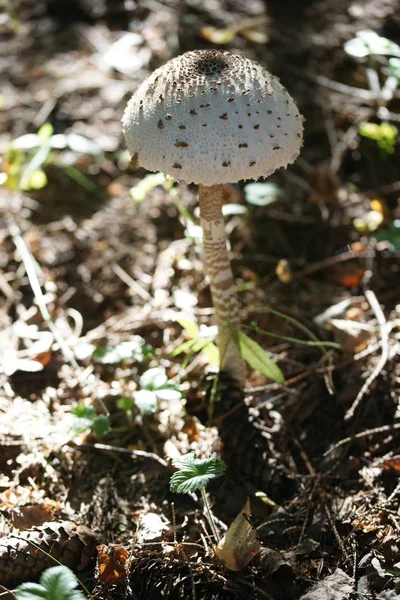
[174,315,285,383]
[0,123,102,191]
[172,315,219,366]
[15,565,87,600]
[344,30,400,118]
[118,367,182,420]
[358,121,398,155]
[71,405,110,437]
[92,336,153,365]
[244,181,284,207]
[170,452,226,541]
[344,30,400,59]
[374,219,400,250]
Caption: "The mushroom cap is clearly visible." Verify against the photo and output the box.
[122,50,303,185]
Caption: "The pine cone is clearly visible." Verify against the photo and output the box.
[0,521,96,586]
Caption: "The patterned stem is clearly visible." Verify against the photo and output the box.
[199,184,246,387]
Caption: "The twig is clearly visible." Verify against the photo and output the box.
[201,486,220,543]
[345,290,390,420]
[6,215,79,369]
[112,263,151,301]
[297,249,372,278]
[324,423,400,457]
[79,441,168,468]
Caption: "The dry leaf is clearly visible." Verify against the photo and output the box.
[216,498,260,571]
[276,259,293,284]
[136,512,169,543]
[97,544,130,584]
[299,568,353,599]
[382,457,400,472]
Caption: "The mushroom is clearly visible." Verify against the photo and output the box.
[122,50,303,388]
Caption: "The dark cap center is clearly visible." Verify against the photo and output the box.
[182,50,232,78]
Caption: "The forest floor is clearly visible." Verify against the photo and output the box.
[1,0,400,598]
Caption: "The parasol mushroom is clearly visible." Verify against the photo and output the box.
[122,49,303,388]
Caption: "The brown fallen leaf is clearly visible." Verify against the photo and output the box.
[216,498,260,571]
[97,544,130,584]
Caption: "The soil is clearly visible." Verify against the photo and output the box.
[1,0,400,598]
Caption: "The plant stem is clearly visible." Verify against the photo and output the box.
[201,486,220,543]
[198,184,245,388]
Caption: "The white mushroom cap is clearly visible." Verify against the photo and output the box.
[122,50,303,185]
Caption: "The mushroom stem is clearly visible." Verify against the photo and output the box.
[199,184,246,388]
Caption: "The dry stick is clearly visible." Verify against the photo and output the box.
[6,216,79,370]
[323,423,400,458]
[345,289,390,420]
[81,442,168,468]
[112,263,151,301]
[199,184,246,387]
[200,486,220,544]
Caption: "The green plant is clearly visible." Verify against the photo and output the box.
[358,121,398,155]
[129,172,193,224]
[344,30,400,124]
[170,452,226,541]
[0,123,102,191]
[92,337,153,365]
[172,316,219,367]
[174,315,285,383]
[71,405,110,437]
[15,565,87,600]
[118,367,182,419]
[374,219,400,250]
[344,30,400,59]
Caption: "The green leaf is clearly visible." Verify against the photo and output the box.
[170,452,226,494]
[176,316,199,339]
[26,169,47,190]
[71,405,96,419]
[66,134,102,155]
[11,133,41,150]
[237,330,284,383]
[19,143,51,190]
[139,367,168,391]
[344,30,400,58]
[389,57,400,81]
[37,123,54,142]
[92,337,151,364]
[15,583,48,599]
[91,414,110,437]
[244,182,283,206]
[134,389,158,415]
[222,203,248,216]
[202,341,219,366]
[155,386,182,401]
[15,565,85,600]
[170,338,200,357]
[359,121,398,154]
[374,219,400,250]
[129,172,167,203]
[71,405,109,437]
[117,396,135,411]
